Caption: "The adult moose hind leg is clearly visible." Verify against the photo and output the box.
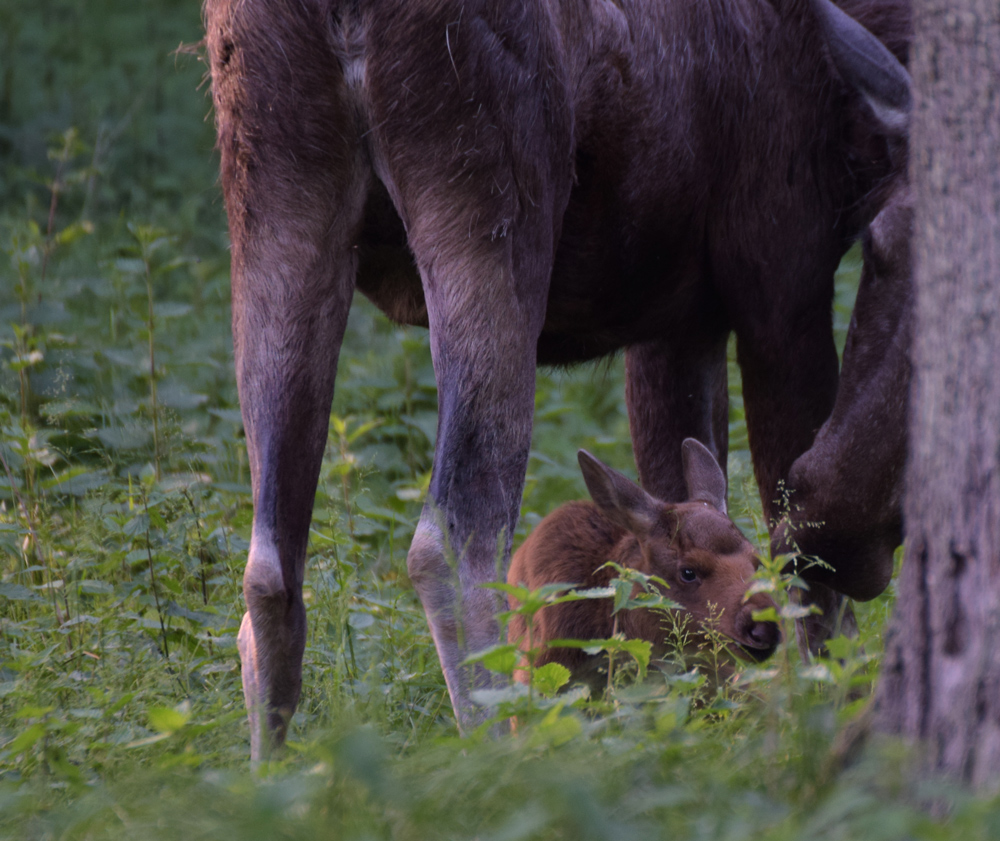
[364,2,572,729]
[205,0,367,759]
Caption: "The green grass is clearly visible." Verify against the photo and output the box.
[2,2,1000,838]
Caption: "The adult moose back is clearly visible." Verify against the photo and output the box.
[204,0,911,758]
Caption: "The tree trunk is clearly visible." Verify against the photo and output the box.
[873,0,1000,788]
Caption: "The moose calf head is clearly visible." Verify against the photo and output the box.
[508,440,780,689]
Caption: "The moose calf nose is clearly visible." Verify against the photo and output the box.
[748,620,781,650]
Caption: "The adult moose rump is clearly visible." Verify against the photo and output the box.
[204,0,911,758]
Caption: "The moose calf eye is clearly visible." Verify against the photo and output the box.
[679,567,698,583]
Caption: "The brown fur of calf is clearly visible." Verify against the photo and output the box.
[508,441,780,689]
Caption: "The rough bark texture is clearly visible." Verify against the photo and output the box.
[873,0,1000,788]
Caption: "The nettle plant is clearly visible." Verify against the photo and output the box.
[463,528,876,745]
[465,562,747,729]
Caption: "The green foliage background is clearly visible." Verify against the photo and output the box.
[1,1,998,838]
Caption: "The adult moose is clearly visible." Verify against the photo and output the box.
[204,0,911,758]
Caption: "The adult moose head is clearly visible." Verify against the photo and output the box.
[774,187,914,652]
[204,0,911,758]
[507,440,781,690]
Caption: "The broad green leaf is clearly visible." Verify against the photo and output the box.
[54,220,93,246]
[463,643,519,676]
[8,722,46,753]
[530,705,581,747]
[469,684,529,708]
[0,582,41,602]
[15,704,56,719]
[114,258,146,274]
[532,662,571,697]
[155,302,193,319]
[548,638,618,652]
[799,663,835,683]
[618,639,652,678]
[780,603,817,620]
[611,577,634,614]
[824,635,856,661]
[751,607,779,624]
[148,705,191,734]
[77,580,114,595]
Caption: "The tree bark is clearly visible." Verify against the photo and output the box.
[873,0,1000,788]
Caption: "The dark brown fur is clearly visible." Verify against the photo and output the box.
[203,0,911,756]
[776,188,913,602]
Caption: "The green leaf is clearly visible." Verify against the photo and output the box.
[114,258,146,274]
[532,662,571,697]
[157,381,207,410]
[125,732,172,749]
[154,302,193,319]
[8,722,46,753]
[530,705,582,747]
[469,684,529,708]
[548,638,618,652]
[42,468,111,497]
[148,704,191,734]
[751,606,779,624]
[618,639,652,678]
[799,663,835,683]
[611,577,634,614]
[780,603,817,620]
[77,580,114,595]
[745,579,777,596]
[208,409,244,427]
[54,220,94,247]
[15,704,56,719]
[0,582,41,602]
[463,643,519,676]
[824,635,856,661]
[123,513,150,537]
[347,419,382,443]
[105,693,137,717]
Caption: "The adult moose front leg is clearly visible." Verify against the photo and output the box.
[400,224,557,727]
[206,0,367,759]
[734,271,848,653]
[626,329,730,503]
[405,289,545,729]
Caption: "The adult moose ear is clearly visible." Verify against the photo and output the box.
[810,0,912,135]
[681,438,728,515]
[578,450,661,538]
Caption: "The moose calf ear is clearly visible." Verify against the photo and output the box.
[577,450,661,537]
[681,438,728,515]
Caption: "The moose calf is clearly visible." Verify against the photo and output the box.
[508,440,781,688]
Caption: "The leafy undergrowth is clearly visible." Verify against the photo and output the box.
[4,2,1000,838]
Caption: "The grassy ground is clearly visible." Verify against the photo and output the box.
[2,2,999,838]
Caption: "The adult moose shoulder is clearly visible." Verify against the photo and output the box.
[204,0,911,758]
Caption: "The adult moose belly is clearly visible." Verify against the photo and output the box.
[537,175,711,366]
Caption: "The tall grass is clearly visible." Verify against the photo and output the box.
[2,1,998,838]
